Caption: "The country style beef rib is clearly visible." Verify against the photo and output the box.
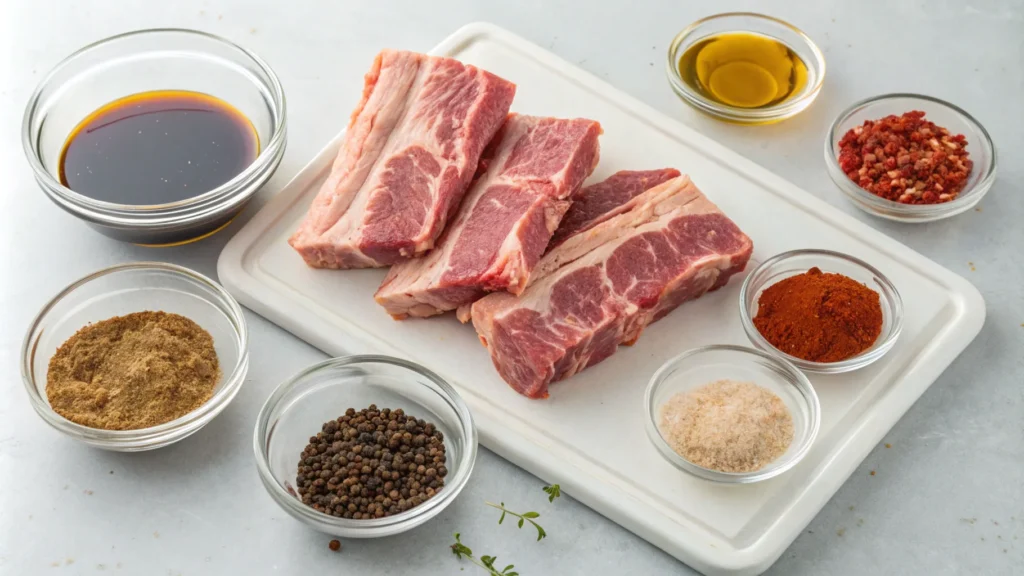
[470,174,753,398]
[289,50,516,269]
[374,114,602,319]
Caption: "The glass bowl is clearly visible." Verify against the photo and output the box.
[21,262,249,451]
[22,28,287,246]
[644,345,820,483]
[667,12,825,124]
[254,355,477,538]
[825,93,997,222]
[739,249,903,373]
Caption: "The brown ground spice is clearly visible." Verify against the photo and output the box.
[753,267,883,363]
[46,311,220,430]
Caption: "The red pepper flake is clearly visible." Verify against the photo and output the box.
[837,110,973,204]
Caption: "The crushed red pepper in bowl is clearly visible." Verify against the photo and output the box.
[837,110,973,204]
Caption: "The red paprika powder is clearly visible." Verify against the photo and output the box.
[753,267,883,363]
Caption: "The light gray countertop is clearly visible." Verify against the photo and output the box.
[1,1,1021,574]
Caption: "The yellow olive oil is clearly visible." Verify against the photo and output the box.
[677,32,808,109]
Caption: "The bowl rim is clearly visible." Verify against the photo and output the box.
[644,344,821,484]
[253,355,478,534]
[738,249,904,373]
[666,12,826,122]
[20,261,250,445]
[823,92,998,221]
[21,28,287,216]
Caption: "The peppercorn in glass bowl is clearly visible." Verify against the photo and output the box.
[739,249,904,374]
[20,262,249,451]
[644,345,820,483]
[825,93,997,222]
[254,355,477,538]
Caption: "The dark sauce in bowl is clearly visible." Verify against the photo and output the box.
[59,90,259,206]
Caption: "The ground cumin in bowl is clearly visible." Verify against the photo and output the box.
[21,262,248,451]
[739,249,904,374]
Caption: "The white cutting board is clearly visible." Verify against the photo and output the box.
[217,23,984,575]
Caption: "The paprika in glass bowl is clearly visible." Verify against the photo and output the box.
[739,250,904,374]
[825,94,997,222]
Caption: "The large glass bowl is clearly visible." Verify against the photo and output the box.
[21,262,249,451]
[825,93,996,222]
[254,356,477,538]
[645,345,820,484]
[22,28,287,246]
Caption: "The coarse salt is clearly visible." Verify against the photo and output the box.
[658,380,794,473]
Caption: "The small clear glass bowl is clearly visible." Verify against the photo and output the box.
[22,28,287,246]
[825,93,997,222]
[21,262,249,451]
[644,345,820,484]
[254,355,477,538]
[667,12,826,124]
[739,249,904,374]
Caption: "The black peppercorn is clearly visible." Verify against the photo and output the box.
[295,406,448,520]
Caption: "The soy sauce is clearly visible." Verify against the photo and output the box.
[59,90,259,205]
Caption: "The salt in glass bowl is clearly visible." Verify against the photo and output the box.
[824,93,997,222]
[667,12,826,124]
[644,345,820,484]
[22,28,287,246]
[739,249,903,374]
[254,355,477,538]
[21,262,249,451]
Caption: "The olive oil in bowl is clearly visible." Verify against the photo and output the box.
[677,32,809,109]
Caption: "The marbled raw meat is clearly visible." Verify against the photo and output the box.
[290,50,516,268]
[470,174,753,398]
[375,114,601,318]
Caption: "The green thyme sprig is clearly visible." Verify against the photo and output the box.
[542,484,561,502]
[451,533,520,576]
[486,501,547,541]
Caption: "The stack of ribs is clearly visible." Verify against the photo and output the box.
[291,50,753,399]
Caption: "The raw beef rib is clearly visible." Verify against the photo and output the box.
[548,168,681,249]
[289,50,516,269]
[374,114,601,319]
[470,174,753,398]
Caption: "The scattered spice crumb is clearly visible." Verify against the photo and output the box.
[849,505,855,511]
[1005,549,1009,553]
[218,14,223,20]
[968,262,976,272]
[84,490,93,495]
[51,562,60,567]
[65,559,74,565]
[250,28,257,34]
[961,518,977,525]
[328,539,341,552]
[109,470,114,474]
[837,528,846,537]
[993,520,1000,526]
[97,564,106,570]
[153,531,160,538]
[975,207,982,212]
[870,470,876,476]
[884,443,892,448]
[857,518,864,527]
[982,537,986,541]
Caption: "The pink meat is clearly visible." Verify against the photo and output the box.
[289,50,516,268]
[470,174,753,398]
[374,114,601,318]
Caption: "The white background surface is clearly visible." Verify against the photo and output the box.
[1,1,1021,575]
